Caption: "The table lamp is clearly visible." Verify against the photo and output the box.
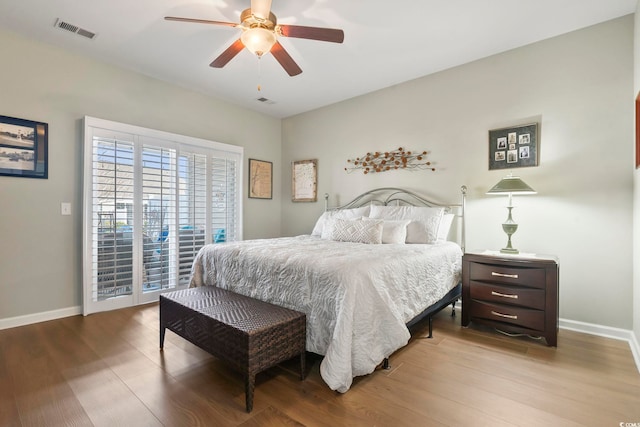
[487,174,536,254]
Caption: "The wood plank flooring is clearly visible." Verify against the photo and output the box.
[1,303,639,426]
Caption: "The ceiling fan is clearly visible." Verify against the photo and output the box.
[165,0,344,76]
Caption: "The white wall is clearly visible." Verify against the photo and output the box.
[634,6,640,352]
[0,28,282,320]
[282,16,634,329]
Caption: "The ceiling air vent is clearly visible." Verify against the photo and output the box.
[54,18,97,40]
[256,97,275,105]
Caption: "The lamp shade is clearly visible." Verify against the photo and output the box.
[487,175,536,195]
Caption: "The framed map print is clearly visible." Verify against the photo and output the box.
[248,158,272,199]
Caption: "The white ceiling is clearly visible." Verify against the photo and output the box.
[0,0,636,118]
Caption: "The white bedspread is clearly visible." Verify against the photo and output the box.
[189,235,462,392]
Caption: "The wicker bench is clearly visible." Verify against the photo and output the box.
[159,286,306,412]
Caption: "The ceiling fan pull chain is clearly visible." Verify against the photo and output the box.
[257,56,262,91]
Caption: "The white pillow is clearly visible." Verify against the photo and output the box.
[363,218,410,244]
[369,205,444,244]
[437,213,455,242]
[329,218,383,244]
[311,206,371,236]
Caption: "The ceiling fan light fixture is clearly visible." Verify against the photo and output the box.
[241,27,276,57]
[168,2,344,76]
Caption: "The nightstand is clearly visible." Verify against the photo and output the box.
[461,251,559,346]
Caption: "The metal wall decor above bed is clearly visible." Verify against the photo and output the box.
[344,147,436,174]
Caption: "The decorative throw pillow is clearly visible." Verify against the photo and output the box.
[311,206,371,236]
[329,218,383,244]
[362,218,410,244]
[437,213,455,242]
[369,205,444,244]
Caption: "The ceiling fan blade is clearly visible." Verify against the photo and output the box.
[164,16,238,27]
[278,24,344,43]
[251,0,272,20]
[270,42,302,76]
[210,39,245,68]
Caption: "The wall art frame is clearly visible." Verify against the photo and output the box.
[0,115,48,179]
[488,122,538,170]
[248,158,272,199]
[292,159,317,202]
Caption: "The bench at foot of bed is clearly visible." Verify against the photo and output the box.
[160,286,306,412]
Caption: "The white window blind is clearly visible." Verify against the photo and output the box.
[83,117,243,315]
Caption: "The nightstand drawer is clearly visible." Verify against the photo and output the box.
[469,281,545,310]
[469,262,545,289]
[469,300,545,331]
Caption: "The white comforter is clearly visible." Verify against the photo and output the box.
[189,235,462,392]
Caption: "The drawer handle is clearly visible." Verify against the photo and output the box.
[491,291,518,299]
[492,272,519,279]
[491,310,518,320]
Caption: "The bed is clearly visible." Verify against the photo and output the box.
[189,187,466,393]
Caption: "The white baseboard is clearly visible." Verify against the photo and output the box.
[560,318,640,374]
[0,306,82,331]
[630,333,640,374]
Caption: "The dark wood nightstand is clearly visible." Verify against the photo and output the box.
[462,251,559,346]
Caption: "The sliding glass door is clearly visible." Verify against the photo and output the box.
[83,117,242,315]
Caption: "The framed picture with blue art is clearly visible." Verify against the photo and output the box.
[0,115,48,179]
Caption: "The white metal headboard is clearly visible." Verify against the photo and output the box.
[324,186,467,251]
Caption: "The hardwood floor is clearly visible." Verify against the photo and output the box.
[1,303,639,426]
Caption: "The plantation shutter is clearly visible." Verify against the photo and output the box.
[141,144,177,291]
[90,131,135,301]
[177,151,207,284]
[211,156,239,243]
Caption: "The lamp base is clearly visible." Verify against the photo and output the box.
[500,247,519,254]
[500,206,519,255]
